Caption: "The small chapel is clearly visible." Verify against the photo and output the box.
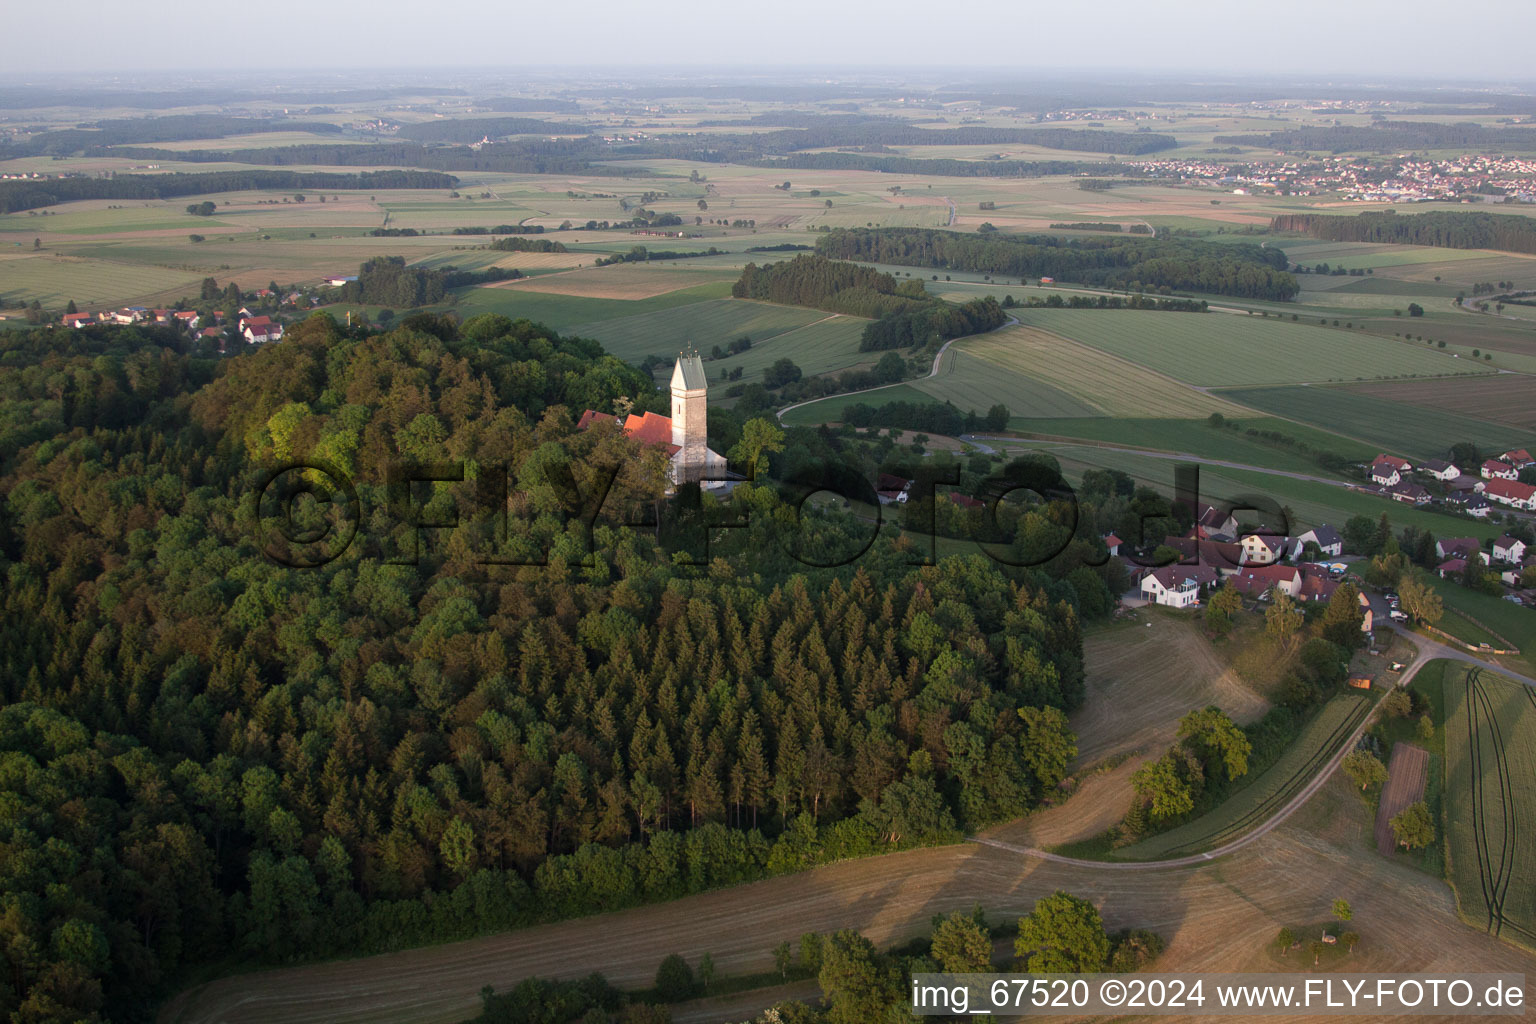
[576,351,730,489]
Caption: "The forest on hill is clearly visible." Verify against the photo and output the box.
[1215,120,1536,153]
[815,228,1300,300]
[0,313,1099,1022]
[0,169,457,214]
[1270,210,1536,254]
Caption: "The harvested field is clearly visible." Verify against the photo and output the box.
[1376,742,1430,856]
[1342,375,1536,431]
[1069,617,1271,767]
[1443,665,1536,950]
[158,769,1536,1024]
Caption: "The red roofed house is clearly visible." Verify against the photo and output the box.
[1500,449,1534,469]
[1103,533,1123,556]
[1485,478,1536,511]
[241,316,284,344]
[577,352,729,490]
[61,312,95,328]
[948,492,985,511]
[1228,564,1303,599]
[1375,454,1412,472]
[1482,460,1518,481]
[1436,537,1481,561]
[1438,558,1467,579]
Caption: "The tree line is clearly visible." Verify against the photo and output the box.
[0,169,457,214]
[1270,210,1536,255]
[0,114,343,157]
[815,228,1299,301]
[1216,120,1536,153]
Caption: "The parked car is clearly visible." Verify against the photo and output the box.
[1504,595,1524,605]
[1389,610,1409,622]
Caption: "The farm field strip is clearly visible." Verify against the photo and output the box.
[1444,665,1536,950]
[1011,308,1494,386]
[916,326,1246,419]
[1216,384,1536,460]
[1341,375,1536,431]
[1116,694,1372,861]
[1375,743,1429,856]
[569,298,826,363]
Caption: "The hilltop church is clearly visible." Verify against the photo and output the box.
[577,351,730,489]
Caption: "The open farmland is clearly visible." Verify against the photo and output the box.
[1217,384,1536,460]
[1342,375,1536,430]
[0,253,206,308]
[452,280,734,331]
[1443,665,1536,951]
[1010,308,1492,386]
[1116,692,1372,861]
[570,298,834,363]
[1376,743,1430,856]
[914,326,1246,419]
[492,263,736,300]
[1005,416,1373,474]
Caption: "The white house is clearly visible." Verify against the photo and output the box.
[1239,533,1288,566]
[1375,453,1413,473]
[1420,459,1460,481]
[1437,537,1481,561]
[1370,459,1402,486]
[1482,460,1518,481]
[242,316,284,344]
[1493,535,1528,564]
[1499,448,1534,470]
[1485,478,1536,510]
[1292,524,1344,559]
[1140,567,1203,608]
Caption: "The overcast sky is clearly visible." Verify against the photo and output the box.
[5,0,1535,81]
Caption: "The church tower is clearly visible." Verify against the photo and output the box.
[670,350,708,483]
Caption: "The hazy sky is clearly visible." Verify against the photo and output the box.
[5,0,1535,81]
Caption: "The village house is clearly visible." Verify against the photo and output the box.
[1375,453,1413,473]
[1493,535,1528,564]
[1102,533,1123,556]
[1485,478,1536,510]
[1446,491,1493,518]
[1437,537,1482,561]
[1388,481,1431,505]
[1191,502,1240,540]
[1500,448,1535,470]
[1437,557,1468,579]
[61,312,95,328]
[1239,532,1289,566]
[1228,564,1304,599]
[1482,459,1519,481]
[876,473,913,504]
[241,316,284,344]
[1290,524,1344,559]
[1369,459,1402,486]
[1139,565,1219,607]
[948,492,985,511]
[1419,458,1460,481]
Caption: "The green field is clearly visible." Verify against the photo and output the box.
[1006,416,1372,475]
[1010,308,1491,386]
[1217,384,1536,461]
[1116,693,1373,860]
[911,326,1241,419]
[451,280,734,332]
[1442,664,1536,951]
[1424,577,1535,676]
[0,253,206,307]
[779,384,937,425]
[570,298,840,363]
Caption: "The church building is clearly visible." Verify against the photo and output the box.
[577,351,730,489]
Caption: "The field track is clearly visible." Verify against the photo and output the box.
[1374,742,1429,856]
[1463,669,1519,940]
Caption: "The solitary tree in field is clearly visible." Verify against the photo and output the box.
[1342,749,1387,791]
[1332,898,1352,924]
[1276,927,1295,955]
[1014,892,1110,974]
[1309,940,1325,965]
[1341,931,1359,954]
[1391,801,1435,850]
[773,942,793,981]
[1417,715,1434,742]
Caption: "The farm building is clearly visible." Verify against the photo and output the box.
[876,474,913,505]
[241,317,284,344]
